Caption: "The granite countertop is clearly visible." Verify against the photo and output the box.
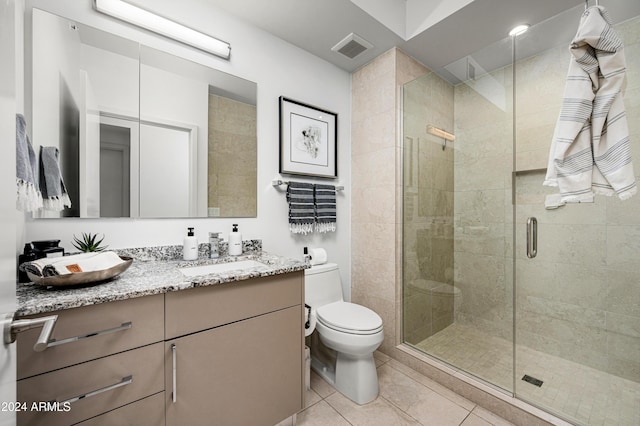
[16,242,308,317]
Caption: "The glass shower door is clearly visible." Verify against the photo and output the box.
[513,4,640,424]
[402,34,516,393]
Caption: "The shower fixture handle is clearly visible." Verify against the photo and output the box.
[526,217,537,259]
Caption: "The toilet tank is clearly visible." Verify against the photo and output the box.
[304,263,344,308]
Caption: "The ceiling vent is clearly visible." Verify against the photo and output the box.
[331,33,373,59]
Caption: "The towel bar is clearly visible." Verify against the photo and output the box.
[272,179,344,191]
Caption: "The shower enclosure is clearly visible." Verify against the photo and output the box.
[402,2,640,425]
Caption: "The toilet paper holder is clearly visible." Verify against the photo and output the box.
[305,304,312,329]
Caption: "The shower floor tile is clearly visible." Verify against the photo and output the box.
[415,323,640,426]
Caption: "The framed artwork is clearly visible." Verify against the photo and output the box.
[279,96,337,178]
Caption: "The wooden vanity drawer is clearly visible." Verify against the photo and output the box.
[17,294,164,379]
[17,342,164,426]
[75,392,165,426]
[165,271,303,339]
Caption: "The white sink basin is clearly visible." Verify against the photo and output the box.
[179,260,267,277]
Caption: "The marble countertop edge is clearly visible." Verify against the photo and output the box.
[16,249,309,317]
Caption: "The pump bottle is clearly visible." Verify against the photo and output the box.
[228,224,242,256]
[183,227,198,261]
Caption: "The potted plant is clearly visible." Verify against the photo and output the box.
[72,232,108,253]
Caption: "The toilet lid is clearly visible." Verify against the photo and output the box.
[316,302,383,334]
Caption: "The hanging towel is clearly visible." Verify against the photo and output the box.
[15,114,43,212]
[287,182,315,234]
[544,6,636,201]
[315,184,336,233]
[39,146,72,211]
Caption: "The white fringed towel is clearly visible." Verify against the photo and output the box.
[544,6,636,201]
[24,252,124,277]
[287,182,315,234]
[314,184,336,233]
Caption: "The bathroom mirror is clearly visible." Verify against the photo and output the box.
[31,9,257,219]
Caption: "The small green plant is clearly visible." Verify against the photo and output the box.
[72,232,108,252]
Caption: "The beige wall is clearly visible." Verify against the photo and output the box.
[351,48,428,354]
[452,63,514,342]
[207,94,257,217]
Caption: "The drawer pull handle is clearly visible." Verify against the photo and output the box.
[58,375,133,405]
[46,321,132,349]
[172,343,177,403]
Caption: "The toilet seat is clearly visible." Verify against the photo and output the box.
[317,302,383,335]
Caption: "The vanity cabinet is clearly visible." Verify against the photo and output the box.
[16,270,304,425]
[165,272,304,426]
[16,295,165,425]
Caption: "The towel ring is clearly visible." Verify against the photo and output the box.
[585,0,600,10]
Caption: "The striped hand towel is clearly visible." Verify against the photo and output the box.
[315,184,336,233]
[16,114,43,212]
[287,182,315,234]
[544,6,636,201]
[39,146,72,211]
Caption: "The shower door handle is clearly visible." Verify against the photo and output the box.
[526,217,537,258]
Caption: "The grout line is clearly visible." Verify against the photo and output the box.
[322,394,356,426]
[458,411,473,426]
[379,395,425,425]
[385,358,478,413]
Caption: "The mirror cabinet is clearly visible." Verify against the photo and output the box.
[31,8,257,219]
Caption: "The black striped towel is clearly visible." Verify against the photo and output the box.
[315,184,336,233]
[287,182,315,234]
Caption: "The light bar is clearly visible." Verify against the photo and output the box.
[427,125,455,142]
[93,0,231,59]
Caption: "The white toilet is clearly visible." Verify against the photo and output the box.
[304,263,384,405]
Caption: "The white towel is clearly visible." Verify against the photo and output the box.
[544,194,566,210]
[544,6,636,201]
[24,252,124,277]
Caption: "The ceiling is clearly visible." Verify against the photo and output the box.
[204,0,640,82]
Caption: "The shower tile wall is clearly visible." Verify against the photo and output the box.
[351,48,428,354]
[453,64,514,344]
[207,94,257,217]
[515,15,640,382]
[403,72,455,344]
[455,16,640,381]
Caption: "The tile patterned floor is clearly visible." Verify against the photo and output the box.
[276,351,515,426]
[416,324,640,426]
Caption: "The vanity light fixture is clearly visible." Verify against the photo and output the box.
[93,0,231,59]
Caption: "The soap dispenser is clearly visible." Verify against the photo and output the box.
[228,224,242,256]
[183,227,198,261]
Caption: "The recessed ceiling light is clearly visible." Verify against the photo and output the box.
[509,24,530,37]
